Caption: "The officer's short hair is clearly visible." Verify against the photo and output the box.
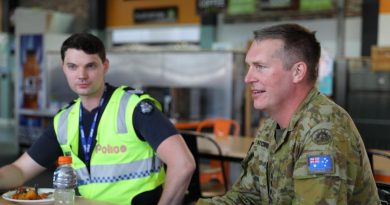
[60,33,106,63]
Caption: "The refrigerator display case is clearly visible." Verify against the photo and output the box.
[334,58,390,150]
[20,50,247,145]
[46,50,246,120]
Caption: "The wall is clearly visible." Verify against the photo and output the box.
[378,0,390,46]
[18,0,88,33]
[14,1,363,58]
[216,16,362,58]
[0,1,2,32]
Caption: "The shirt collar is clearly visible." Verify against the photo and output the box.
[287,87,320,131]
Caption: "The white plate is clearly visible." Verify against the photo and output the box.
[1,188,54,204]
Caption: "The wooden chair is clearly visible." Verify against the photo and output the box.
[196,118,240,138]
[195,118,240,190]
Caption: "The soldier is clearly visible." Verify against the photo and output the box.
[197,24,380,205]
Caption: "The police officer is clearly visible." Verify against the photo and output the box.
[0,33,195,205]
[197,24,380,204]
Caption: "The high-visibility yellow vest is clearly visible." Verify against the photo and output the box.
[53,86,165,205]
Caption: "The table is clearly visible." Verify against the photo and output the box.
[0,196,115,205]
[195,132,253,162]
[180,131,253,196]
[367,149,390,183]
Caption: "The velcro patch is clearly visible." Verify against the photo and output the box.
[307,155,333,174]
[312,129,332,145]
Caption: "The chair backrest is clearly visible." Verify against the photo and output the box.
[181,131,201,203]
[180,130,228,199]
[196,118,240,138]
[377,182,390,205]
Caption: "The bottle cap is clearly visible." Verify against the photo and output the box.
[58,156,72,165]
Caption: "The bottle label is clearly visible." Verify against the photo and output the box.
[23,76,39,95]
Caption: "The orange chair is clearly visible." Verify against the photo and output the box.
[196,118,240,187]
[196,118,240,138]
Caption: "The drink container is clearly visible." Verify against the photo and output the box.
[53,156,77,205]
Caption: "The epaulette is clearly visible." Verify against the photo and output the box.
[57,100,77,114]
[122,86,144,96]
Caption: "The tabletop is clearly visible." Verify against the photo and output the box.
[195,132,253,162]
[0,196,115,205]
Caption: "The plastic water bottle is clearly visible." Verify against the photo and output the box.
[53,156,77,205]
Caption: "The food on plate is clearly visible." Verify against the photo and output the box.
[11,186,51,200]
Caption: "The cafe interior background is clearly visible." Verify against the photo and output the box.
[0,0,389,200]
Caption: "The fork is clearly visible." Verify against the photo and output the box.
[34,183,39,195]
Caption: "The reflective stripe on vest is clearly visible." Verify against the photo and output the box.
[57,90,141,143]
[57,105,74,145]
[76,156,163,185]
[117,90,132,133]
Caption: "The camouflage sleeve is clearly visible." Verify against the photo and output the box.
[292,119,379,205]
[196,142,263,205]
[292,121,349,204]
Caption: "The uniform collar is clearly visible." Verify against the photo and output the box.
[287,87,320,131]
[264,87,320,152]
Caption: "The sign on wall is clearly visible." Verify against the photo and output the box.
[197,0,226,14]
[134,6,178,23]
[106,0,200,27]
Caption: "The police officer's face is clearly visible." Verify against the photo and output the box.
[62,48,109,98]
[244,39,295,114]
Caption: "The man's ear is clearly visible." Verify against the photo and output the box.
[103,59,109,74]
[292,62,307,83]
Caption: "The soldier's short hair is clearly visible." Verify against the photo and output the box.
[253,24,321,82]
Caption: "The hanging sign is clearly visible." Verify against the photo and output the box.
[197,0,226,14]
[134,7,178,23]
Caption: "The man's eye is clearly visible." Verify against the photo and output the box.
[86,64,97,69]
[67,64,76,70]
[255,65,265,70]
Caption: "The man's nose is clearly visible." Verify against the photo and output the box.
[244,68,253,84]
[77,68,87,79]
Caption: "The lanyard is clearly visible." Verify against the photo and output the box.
[79,90,106,162]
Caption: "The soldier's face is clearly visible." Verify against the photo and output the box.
[244,39,295,114]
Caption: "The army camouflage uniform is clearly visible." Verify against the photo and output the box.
[197,88,380,205]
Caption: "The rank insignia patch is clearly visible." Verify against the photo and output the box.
[307,155,333,174]
[312,129,332,145]
[140,101,153,114]
[259,140,269,148]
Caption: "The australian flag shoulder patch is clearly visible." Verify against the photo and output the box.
[307,154,333,174]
